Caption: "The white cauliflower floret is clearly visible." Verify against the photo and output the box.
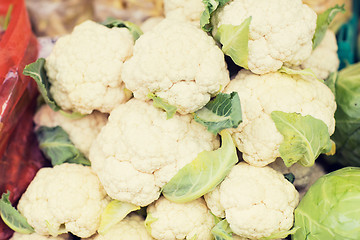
[224,70,336,166]
[82,215,153,240]
[17,164,109,238]
[89,99,219,206]
[268,158,313,188]
[147,197,215,240]
[164,0,204,24]
[34,105,108,157]
[10,233,71,240]
[122,19,230,114]
[205,163,299,239]
[45,20,134,114]
[141,17,164,33]
[211,0,317,74]
[300,30,340,79]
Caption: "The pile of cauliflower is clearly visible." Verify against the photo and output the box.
[9,0,340,239]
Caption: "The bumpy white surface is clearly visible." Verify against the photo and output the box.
[10,233,70,240]
[141,17,164,33]
[224,70,336,166]
[301,30,340,80]
[17,164,109,238]
[83,215,153,240]
[211,0,316,74]
[147,197,215,240]
[205,163,299,239]
[164,0,204,24]
[89,99,219,206]
[34,105,108,157]
[45,20,134,114]
[122,19,230,114]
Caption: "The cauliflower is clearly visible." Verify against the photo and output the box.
[45,20,134,114]
[300,30,340,80]
[204,162,299,239]
[89,99,219,206]
[141,17,164,33]
[82,215,153,240]
[164,0,204,24]
[268,159,314,189]
[211,0,317,74]
[146,197,215,240]
[121,18,230,114]
[10,233,71,240]
[224,70,336,166]
[17,164,109,238]
[34,105,108,157]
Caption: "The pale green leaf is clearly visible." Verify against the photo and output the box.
[162,130,238,203]
[36,126,91,166]
[0,191,35,234]
[214,17,251,69]
[102,18,143,40]
[148,93,177,119]
[194,92,242,134]
[23,58,60,111]
[211,219,234,240]
[144,213,158,235]
[313,5,345,49]
[271,111,332,167]
[279,66,320,82]
[98,200,140,235]
[200,0,231,32]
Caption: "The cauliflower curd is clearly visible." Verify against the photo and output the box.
[205,163,299,239]
[122,18,230,114]
[146,197,215,240]
[225,70,336,166]
[10,233,71,240]
[211,0,317,74]
[17,164,109,238]
[89,99,219,206]
[45,20,134,114]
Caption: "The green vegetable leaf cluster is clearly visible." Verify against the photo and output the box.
[23,58,85,119]
[326,63,360,167]
[211,219,233,240]
[194,92,242,134]
[0,191,34,234]
[162,130,238,203]
[279,66,320,82]
[102,18,143,41]
[271,111,331,167]
[292,167,360,240]
[98,200,140,235]
[312,5,345,49]
[36,126,91,166]
[200,0,231,32]
[148,93,177,119]
[214,18,251,69]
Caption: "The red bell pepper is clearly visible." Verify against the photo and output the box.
[0,0,48,239]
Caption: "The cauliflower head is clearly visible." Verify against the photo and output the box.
[146,197,215,240]
[17,164,109,238]
[89,99,219,206]
[211,0,317,74]
[164,0,204,24]
[10,233,71,240]
[83,215,153,240]
[45,20,134,114]
[141,17,164,33]
[121,19,230,114]
[205,163,299,239]
[34,105,108,157]
[300,30,339,80]
[224,70,336,166]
